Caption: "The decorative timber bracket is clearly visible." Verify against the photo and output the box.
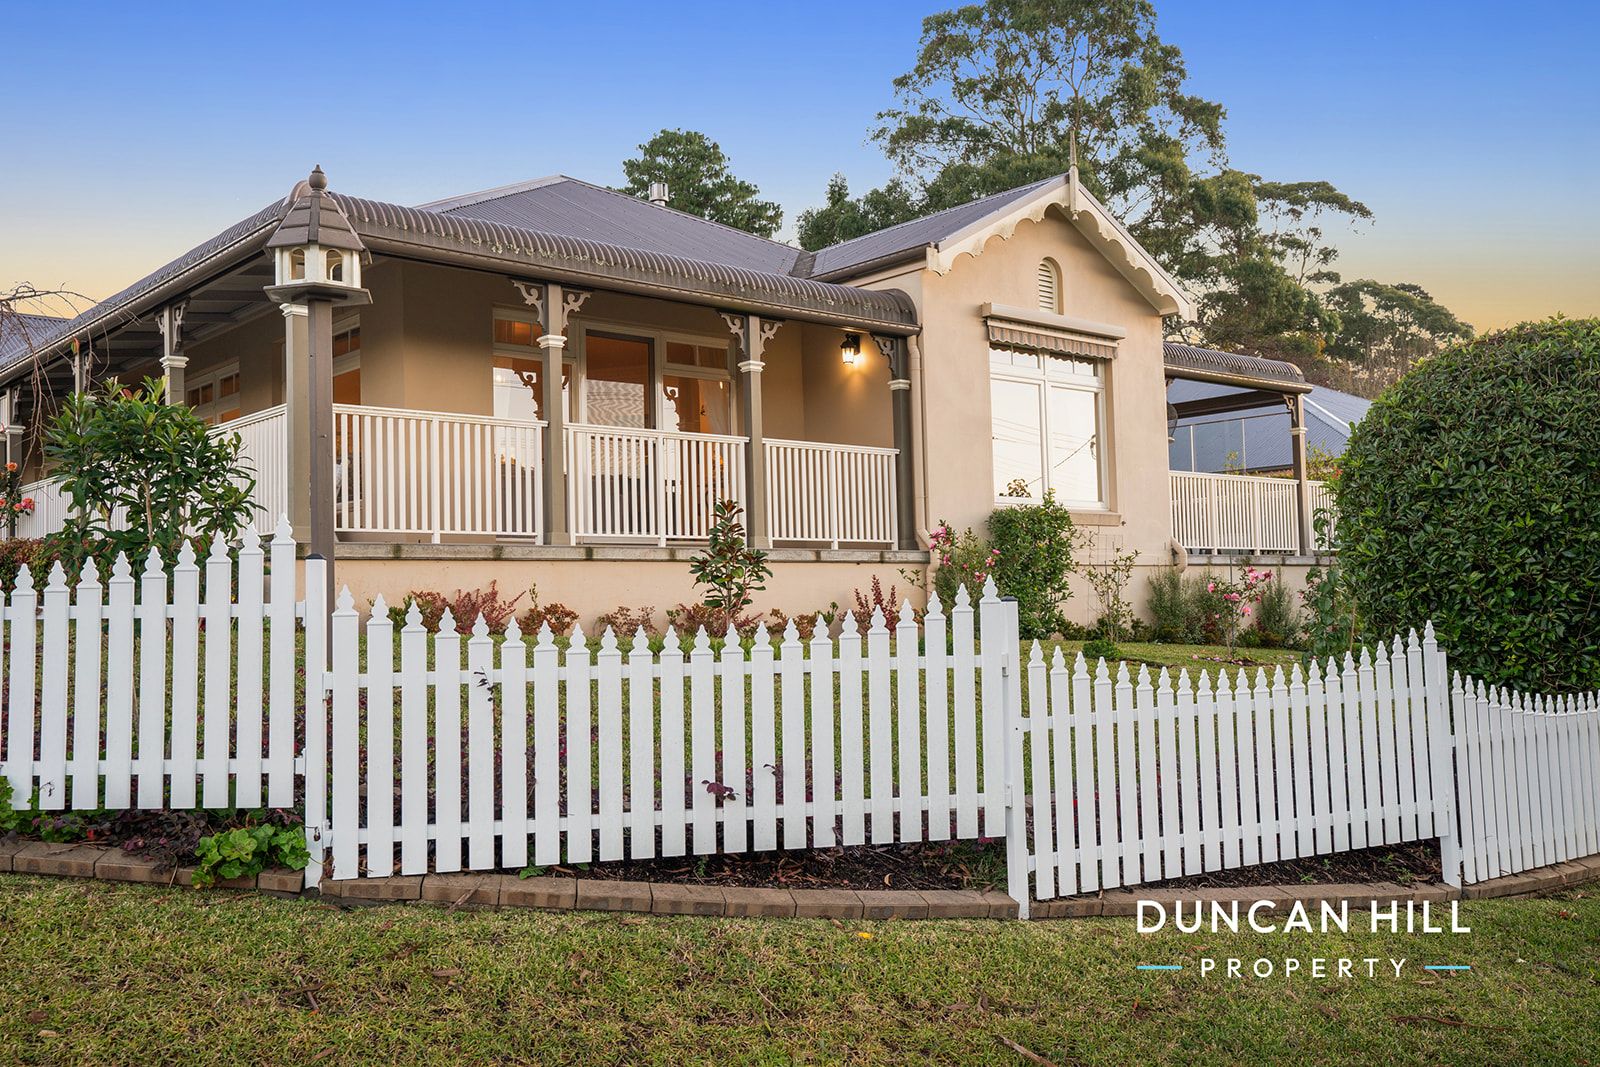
[719,312,784,371]
[511,280,592,336]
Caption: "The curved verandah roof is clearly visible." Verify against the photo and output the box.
[1,188,919,390]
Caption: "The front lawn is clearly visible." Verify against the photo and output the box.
[2,875,1596,1064]
[1046,640,1303,684]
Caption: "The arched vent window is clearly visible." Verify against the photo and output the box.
[1037,257,1062,314]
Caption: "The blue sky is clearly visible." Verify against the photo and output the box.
[3,1,1595,328]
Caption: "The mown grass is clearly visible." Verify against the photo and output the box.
[1043,640,1304,685]
[1,875,1596,1065]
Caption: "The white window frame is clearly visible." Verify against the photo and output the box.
[990,348,1109,511]
[570,317,734,433]
[185,361,242,424]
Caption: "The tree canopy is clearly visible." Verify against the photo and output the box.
[795,0,1466,379]
[619,129,783,238]
[796,175,923,252]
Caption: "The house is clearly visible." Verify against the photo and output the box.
[1168,379,1370,475]
[0,167,1329,621]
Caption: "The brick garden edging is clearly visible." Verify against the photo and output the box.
[4,838,1598,920]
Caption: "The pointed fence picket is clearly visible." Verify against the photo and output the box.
[0,521,306,829]
[320,582,1015,882]
[1013,623,1491,912]
[5,527,1600,917]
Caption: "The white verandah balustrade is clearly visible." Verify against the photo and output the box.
[332,404,545,542]
[565,423,746,545]
[13,403,898,547]
[1169,470,1328,554]
[765,438,898,549]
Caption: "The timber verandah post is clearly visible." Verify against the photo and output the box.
[721,312,783,548]
[873,333,919,551]
[512,279,589,546]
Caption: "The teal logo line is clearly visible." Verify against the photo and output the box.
[1136,964,1183,971]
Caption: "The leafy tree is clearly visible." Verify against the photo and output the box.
[1335,318,1600,691]
[843,0,1404,363]
[1321,280,1473,396]
[870,1,1226,246]
[796,174,923,252]
[688,500,772,632]
[619,129,783,238]
[44,378,256,572]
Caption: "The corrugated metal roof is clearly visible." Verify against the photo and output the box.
[1168,380,1371,473]
[809,175,1062,279]
[421,176,805,276]
[1163,341,1307,387]
[339,194,916,330]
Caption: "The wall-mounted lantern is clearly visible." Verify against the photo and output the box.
[840,332,861,368]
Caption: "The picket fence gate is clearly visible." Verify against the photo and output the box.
[3,531,1600,917]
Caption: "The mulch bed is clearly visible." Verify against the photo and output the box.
[534,838,1441,894]
[556,838,1007,891]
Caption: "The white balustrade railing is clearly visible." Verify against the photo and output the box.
[334,404,544,542]
[225,405,288,534]
[12,477,67,539]
[1309,479,1337,549]
[765,438,898,548]
[1169,471,1325,554]
[4,404,900,550]
[566,424,746,544]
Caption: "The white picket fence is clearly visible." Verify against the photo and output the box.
[325,587,1010,884]
[0,523,310,817]
[1012,634,1456,903]
[1452,678,1600,884]
[3,532,1600,915]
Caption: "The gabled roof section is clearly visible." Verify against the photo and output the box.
[419,175,806,276]
[811,171,1196,320]
[808,176,1060,280]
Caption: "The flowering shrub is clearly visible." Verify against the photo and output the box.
[912,520,998,607]
[521,586,578,637]
[1206,565,1273,652]
[0,460,33,539]
[987,491,1082,639]
[387,581,526,633]
[595,605,658,638]
[667,601,763,637]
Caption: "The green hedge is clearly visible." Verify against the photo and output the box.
[1336,317,1600,691]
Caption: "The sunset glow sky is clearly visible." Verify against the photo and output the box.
[3,1,1595,331]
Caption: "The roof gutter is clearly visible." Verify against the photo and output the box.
[1163,363,1313,395]
[809,247,928,285]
